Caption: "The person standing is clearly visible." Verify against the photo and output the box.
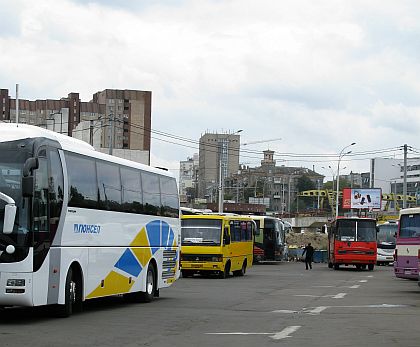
[302,243,314,270]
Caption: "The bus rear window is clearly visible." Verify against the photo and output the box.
[399,214,420,238]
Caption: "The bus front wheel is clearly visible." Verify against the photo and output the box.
[333,263,339,270]
[55,267,81,318]
[368,264,374,271]
[219,261,230,279]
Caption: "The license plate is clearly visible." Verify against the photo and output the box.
[404,270,411,275]
[191,264,203,268]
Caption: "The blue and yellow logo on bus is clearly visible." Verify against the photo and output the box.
[87,220,177,299]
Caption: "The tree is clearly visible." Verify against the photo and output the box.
[297,175,316,192]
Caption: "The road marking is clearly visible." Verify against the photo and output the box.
[294,293,347,299]
[305,306,328,314]
[312,285,359,289]
[359,280,368,283]
[272,304,408,315]
[206,326,302,341]
[270,326,301,340]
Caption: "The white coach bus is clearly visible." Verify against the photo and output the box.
[0,124,180,317]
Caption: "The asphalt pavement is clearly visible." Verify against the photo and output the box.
[0,261,419,347]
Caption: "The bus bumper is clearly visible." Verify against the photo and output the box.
[181,261,224,272]
[394,267,418,280]
[334,256,376,265]
[0,272,33,307]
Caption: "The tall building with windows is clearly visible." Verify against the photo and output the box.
[198,132,241,200]
[179,154,199,203]
[0,88,151,164]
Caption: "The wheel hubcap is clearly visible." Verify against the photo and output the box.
[146,271,154,294]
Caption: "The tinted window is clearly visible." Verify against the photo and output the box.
[66,153,98,209]
[97,161,122,211]
[142,172,160,215]
[160,176,179,218]
[33,156,49,233]
[49,149,64,234]
[121,167,143,214]
[230,220,244,242]
[400,214,420,238]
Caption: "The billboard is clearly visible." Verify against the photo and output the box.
[342,188,382,209]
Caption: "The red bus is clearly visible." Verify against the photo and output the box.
[327,217,377,270]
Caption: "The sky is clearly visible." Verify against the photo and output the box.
[1,0,420,182]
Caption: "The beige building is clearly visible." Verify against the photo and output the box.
[1,88,151,164]
[198,132,241,200]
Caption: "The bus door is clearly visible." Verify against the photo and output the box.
[263,224,275,260]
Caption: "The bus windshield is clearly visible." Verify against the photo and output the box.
[181,219,222,246]
[337,220,376,242]
[0,142,31,263]
[377,224,397,244]
[399,214,420,239]
[0,144,30,235]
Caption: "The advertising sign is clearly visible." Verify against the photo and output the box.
[342,188,382,209]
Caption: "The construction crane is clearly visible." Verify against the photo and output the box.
[241,138,282,146]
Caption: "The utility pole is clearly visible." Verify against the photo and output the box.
[15,84,19,124]
[90,120,94,146]
[403,144,408,208]
[108,113,114,155]
[218,155,223,213]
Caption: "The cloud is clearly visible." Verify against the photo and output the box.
[1,0,420,178]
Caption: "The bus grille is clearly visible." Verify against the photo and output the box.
[181,254,219,262]
[162,250,177,279]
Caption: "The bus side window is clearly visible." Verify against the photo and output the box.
[142,172,161,216]
[223,226,230,245]
[33,150,49,234]
[48,149,64,235]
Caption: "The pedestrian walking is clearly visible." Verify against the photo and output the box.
[302,243,314,270]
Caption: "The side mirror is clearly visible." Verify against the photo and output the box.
[394,232,397,238]
[3,204,17,234]
[23,157,38,177]
[376,226,379,233]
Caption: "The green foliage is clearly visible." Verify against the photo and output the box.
[297,175,316,192]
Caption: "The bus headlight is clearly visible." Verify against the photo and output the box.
[212,255,223,262]
[7,279,25,286]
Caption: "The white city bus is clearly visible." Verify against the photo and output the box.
[0,124,180,317]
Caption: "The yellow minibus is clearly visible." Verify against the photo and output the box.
[180,214,254,278]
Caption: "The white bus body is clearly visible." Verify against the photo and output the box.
[0,124,180,316]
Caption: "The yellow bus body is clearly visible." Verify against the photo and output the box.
[181,214,254,278]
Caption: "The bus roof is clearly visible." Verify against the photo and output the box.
[399,207,420,216]
[181,214,253,221]
[0,123,175,179]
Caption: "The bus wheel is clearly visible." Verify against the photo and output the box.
[328,262,333,269]
[55,268,79,318]
[219,261,231,279]
[233,261,247,277]
[140,263,156,302]
[333,263,339,270]
[356,265,362,270]
[368,264,374,271]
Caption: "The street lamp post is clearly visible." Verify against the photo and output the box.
[335,143,356,218]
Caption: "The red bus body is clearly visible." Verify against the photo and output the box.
[328,217,377,270]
